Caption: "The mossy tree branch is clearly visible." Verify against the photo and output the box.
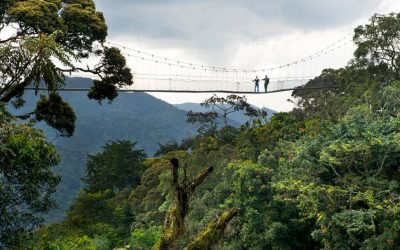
[185,208,240,250]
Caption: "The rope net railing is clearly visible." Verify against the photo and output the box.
[15,74,341,94]
[1,32,351,94]
[65,33,353,94]
[121,76,313,93]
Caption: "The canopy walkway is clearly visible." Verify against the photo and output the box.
[26,77,343,94]
[116,76,339,93]
[29,35,352,94]
[128,77,312,93]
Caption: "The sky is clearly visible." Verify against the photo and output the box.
[94,0,400,111]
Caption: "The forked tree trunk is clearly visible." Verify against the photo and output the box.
[153,158,213,250]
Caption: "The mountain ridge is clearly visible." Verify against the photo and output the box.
[11,77,198,222]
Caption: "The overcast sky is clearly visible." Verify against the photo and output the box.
[95,0,400,111]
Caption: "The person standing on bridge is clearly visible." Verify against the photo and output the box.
[262,75,270,92]
[253,76,260,92]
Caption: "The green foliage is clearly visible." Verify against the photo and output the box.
[0,0,132,134]
[188,95,261,131]
[154,138,194,157]
[222,162,273,249]
[225,161,272,209]
[354,13,400,80]
[0,105,60,249]
[35,93,76,136]
[66,189,115,230]
[88,47,133,103]
[84,140,146,193]
[235,112,306,161]
[129,226,162,250]
[7,0,63,34]
[26,140,148,249]
[61,141,147,243]
[37,235,110,250]
[61,0,107,52]
[275,106,400,249]
[186,208,239,250]
[186,110,218,135]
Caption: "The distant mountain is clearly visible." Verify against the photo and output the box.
[10,77,198,222]
[175,102,276,125]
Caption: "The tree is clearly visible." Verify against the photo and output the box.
[0,0,133,136]
[186,95,264,134]
[155,138,194,157]
[84,140,146,193]
[292,13,400,121]
[0,106,60,249]
[353,13,400,81]
[243,106,269,127]
[290,66,376,122]
[37,141,148,247]
[35,93,76,136]
[155,158,214,249]
[0,2,133,246]
[154,158,238,250]
[186,111,218,135]
[203,94,260,126]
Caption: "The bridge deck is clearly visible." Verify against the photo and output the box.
[21,77,344,94]
[26,86,339,94]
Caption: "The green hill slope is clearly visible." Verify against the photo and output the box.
[11,78,197,222]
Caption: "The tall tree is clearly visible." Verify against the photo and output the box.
[84,140,146,193]
[201,94,257,127]
[291,68,359,121]
[292,13,400,121]
[0,0,133,136]
[0,2,133,245]
[187,95,264,134]
[353,13,400,80]
[154,158,238,250]
[186,110,218,135]
[155,158,214,249]
[0,106,60,248]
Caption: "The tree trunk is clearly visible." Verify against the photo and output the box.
[153,158,213,250]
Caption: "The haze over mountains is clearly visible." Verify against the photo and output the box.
[12,78,198,221]
[10,77,274,221]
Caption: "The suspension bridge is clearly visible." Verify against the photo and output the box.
[68,28,353,94]
[120,77,313,93]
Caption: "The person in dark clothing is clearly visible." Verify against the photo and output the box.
[253,76,260,92]
[262,75,270,92]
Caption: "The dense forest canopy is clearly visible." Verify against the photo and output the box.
[1,3,400,250]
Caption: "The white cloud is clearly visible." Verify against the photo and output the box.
[93,0,399,111]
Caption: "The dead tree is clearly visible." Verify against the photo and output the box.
[154,158,213,249]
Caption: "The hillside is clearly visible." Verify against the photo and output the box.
[11,78,198,222]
